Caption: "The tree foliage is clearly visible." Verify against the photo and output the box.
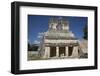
[28,42,32,51]
[28,42,39,51]
[83,25,88,40]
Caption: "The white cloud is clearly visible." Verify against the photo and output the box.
[37,32,44,38]
[38,32,44,36]
[37,35,42,38]
[33,40,40,44]
[32,32,45,44]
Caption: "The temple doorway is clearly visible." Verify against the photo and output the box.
[50,46,56,57]
[68,46,73,56]
[59,47,65,57]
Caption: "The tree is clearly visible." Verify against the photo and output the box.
[83,25,88,40]
[28,42,31,51]
[31,46,38,51]
[31,44,39,51]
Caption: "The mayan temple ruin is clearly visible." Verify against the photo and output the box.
[38,17,86,59]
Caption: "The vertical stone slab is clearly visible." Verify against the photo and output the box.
[43,47,47,58]
[47,47,50,58]
[65,46,68,57]
[71,46,78,58]
[56,46,59,57]
[43,47,50,58]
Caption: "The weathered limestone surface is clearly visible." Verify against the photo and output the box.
[56,46,59,57]
[43,47,50,58]
[65,46,68,57]
[39,18,84,59]
[71,46,79,58]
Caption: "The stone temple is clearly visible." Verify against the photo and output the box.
[39,17,81,59]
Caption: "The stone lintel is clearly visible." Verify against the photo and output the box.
[44,43,79,47]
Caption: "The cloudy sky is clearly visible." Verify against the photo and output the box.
[28,15,87,44]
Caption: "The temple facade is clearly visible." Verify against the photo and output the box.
[39,18,80,59]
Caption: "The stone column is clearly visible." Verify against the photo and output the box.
[71,46,78,58]
[43,47,47,58]
[65,46,68,57]
[44,47,50,58]
[47,47,50,58]
[56,46,59,57]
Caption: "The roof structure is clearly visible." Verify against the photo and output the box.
[44,30,75,39]
[44,17,76,39]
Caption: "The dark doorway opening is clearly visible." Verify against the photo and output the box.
[50,47,56,57]
[68,46,73,56]
[59,47,65,57]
